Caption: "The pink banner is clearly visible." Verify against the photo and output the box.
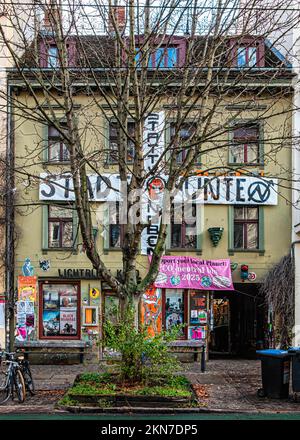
[153,256,234,290]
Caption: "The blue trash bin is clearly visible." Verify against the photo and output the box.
[256,349,291,398]
[288,347,300,393]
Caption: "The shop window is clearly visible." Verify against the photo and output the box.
[229,123,260,165]
[48,205,73,248]
[164,289,185,337]
[188,291,207,341]
[170,204,197,249]
[169,122,199,164]
[40,282,80,339]
[233,206,259,249]
[48,124,70,162]
[108,121,135,163]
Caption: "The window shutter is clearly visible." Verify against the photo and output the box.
[228,126,234,164]
[165,121,171,164]
[196,205,202,251]
[104,119,110,165]
[72,206,79,248]
[42,205,49,249]
[103,203,110,250]
[165,223,171,250]
[228,206,234,251]
[259,122,264,165]
[41,124,49,162]
[258,206,264,251]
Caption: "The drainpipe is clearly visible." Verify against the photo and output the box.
[5,82,15,351]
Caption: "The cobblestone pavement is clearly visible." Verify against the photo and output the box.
[184,358,300,413]
[0,359,300,414]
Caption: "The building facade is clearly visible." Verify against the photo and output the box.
[8,30,294,361]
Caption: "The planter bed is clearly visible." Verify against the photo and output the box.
[58,372,198,410]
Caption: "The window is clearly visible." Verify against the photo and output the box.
[108,121,135,163]
[164,289,185,337]
[40,282,80,339]
[230,124,260,164]
[47,45,59,68]
[230,37,265,68]
[136,46,178,68]
[237,46,257,67]
[48,124,70,162]
[233,206,259,249]
[170,122,198,164]
[48,205,73,248]
[40,39,76,68]
[170,204,197,249]
[109,202,124,248]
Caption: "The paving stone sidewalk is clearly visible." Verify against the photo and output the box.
[184,358,300,413]
[1,358,300,414]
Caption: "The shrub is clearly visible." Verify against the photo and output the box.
[103,304,182,385]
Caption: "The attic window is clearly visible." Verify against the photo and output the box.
[40,39,76,68]
[230,37,265,68]
[48,45,59,67]
[237,46,257,67]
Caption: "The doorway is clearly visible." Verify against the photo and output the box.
[210,297,230,353]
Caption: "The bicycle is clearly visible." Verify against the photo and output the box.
[0,351,26,404]
[15,351,35,396]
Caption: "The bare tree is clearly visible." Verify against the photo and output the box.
[0,0,298,342]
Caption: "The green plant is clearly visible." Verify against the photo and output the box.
[57,394,80,407]
[69,382,117,395]
[103,304,182,385]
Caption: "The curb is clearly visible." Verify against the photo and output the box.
[55,404,260,414]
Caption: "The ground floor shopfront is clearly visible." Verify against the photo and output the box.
[14,266,268,362]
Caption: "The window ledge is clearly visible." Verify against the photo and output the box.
[228,248,265,256]
[227,162,264,167]
[43,161,71,166]
[166,248,202,254]
[42,247,78,254]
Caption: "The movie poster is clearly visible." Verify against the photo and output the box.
[43,310,60,336]
[60,307,77,335]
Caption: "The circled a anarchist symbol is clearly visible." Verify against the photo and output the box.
[248,181,272,203]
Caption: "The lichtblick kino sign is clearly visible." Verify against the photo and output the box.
[39,173,278,206]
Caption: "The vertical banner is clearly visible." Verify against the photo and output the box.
[141,286,162,337]
[141,111,165,255]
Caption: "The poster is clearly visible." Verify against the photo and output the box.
[141,286,162,337]
[18,276,37,301]
[60,307,77,335]
[188,326,206,340]
[43,290,59,309]
[43,310,60,336]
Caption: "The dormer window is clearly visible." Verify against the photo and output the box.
[48,45,59,68]
[133,36,185,69]
[237,46,257,67]
[40,39,76,68]
[136,46,178,68]
[150,47,178,68]
[230,37,265,68]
